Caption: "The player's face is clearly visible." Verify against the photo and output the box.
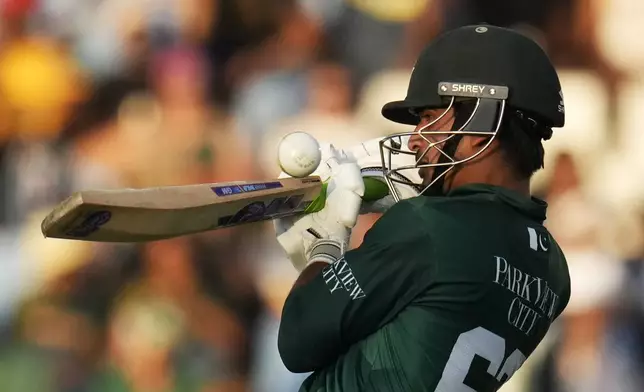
[408,108,456,185]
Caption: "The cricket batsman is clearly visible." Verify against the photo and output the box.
[273,24,571,391]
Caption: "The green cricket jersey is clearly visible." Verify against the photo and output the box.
[278,184,571,392]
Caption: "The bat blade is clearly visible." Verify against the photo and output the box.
[41,177,324,242]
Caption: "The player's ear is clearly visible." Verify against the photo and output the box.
[472,135,491,148]
[461,136,491,153]
[464,135,498,161]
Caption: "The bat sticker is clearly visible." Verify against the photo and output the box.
[217,194,311,227]
[65,210,112,237]
[212,181,283,196]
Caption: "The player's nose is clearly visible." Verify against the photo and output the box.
[408,132,427,153]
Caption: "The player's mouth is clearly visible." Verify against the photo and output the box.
[416,153,437,184]
[416,151,432,167]
[416,161,431,182]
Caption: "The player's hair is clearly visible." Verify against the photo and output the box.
[496,110,551,180]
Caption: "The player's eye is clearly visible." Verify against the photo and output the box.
[420,113,435,123]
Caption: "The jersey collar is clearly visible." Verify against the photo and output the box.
[446,184,548,223]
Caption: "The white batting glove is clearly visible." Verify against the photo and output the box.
[348,137,421,213]
[274,145,364,272]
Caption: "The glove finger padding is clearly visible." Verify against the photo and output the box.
[274,215,317,271]
[325,150,365,228]
[274,144,363,271]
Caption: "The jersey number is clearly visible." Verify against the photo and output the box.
[435,327,526,392]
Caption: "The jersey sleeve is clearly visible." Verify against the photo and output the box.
[278,199,434,373]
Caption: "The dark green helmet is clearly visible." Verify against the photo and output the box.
[382,24,565,128]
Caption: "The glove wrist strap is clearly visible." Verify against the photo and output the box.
[307,239,343,266]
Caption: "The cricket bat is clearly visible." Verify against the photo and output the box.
[41,176,389,243]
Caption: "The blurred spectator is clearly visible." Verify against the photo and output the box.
[606,216,644,392]
[529,152,630,392]
[250,256,311,392]
[89,286,200,392]
[232,70,309,154]
[141,234,267,390]
[323,0,436,102]
[2,78,144,225]
[228,2,323,153]
[440,0,557,32]
[440,0,623,100]
[0,296,100,392]
[204,0,320,106]
[259,62,373,174]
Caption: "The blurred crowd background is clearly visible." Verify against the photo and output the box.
[0,0,643,391]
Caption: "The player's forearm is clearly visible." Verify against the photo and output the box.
[278,262,345,373]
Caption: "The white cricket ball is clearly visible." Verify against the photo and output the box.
[277,131,322,178]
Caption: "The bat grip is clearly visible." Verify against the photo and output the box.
[303,177,390,214]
